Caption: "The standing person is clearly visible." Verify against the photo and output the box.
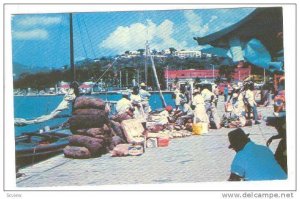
[139,82,152,114]
[130,86,146,122]
[224,84,229,102]
[228,128,287,181]
[245,82,260,125]
[213,85,219,107]
[173,87,186,111]
[201,85,221,129]
[192,89,209,124]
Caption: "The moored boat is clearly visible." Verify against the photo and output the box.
[15,131,71,168]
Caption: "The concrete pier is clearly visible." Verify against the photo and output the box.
[16,98,281,187]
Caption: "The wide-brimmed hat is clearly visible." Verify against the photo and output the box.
[228,128,250,150]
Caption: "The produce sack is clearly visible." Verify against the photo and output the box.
[68,135,104,156]
[73,96,106,110]
[63,146,91,159]
[69,112,109,131]
[73,108,108,116]
[110,120,126,141]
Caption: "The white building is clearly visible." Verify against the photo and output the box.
[175,50,202,58]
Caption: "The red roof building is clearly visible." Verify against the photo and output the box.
[164,67,250,82]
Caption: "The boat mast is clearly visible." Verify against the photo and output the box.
[147,44,167,108]
[70,13,75,81]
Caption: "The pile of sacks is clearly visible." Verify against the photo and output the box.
[64,96,113,159]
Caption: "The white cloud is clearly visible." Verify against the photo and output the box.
[184,10,218,37]
[13,29,48,40]
[99,19,187,54]
[16,16,62,27]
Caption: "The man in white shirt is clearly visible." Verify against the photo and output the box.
[130,86,146,122]
[116,90,133,114]
[139,82,152,114]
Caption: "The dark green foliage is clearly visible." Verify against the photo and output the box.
[14,55,225,90]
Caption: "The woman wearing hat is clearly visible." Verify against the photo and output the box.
[228,128,287,181]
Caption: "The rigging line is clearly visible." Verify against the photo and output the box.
[53,14,65,68]
[94,57,119,84]
[76,16,88,59]
[82,16,97,59]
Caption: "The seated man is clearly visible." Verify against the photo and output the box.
[115,90,134,119]
[174,100,194,125]
[228,128,287,181]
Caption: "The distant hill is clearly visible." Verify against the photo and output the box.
[13,62,52,79]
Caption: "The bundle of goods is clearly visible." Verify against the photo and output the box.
[146,131,170,148]
[64,97,113,159]
[111,143,144,157]
[110,119,146,156]
[110,112,133,123]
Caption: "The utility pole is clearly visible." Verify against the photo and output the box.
[126,71,128,87]
[166,65,169,91]
[145,40,148,84]
[212,64,215,82]
[119,70,122,88]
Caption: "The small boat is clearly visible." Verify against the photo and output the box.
[15,131,71,168]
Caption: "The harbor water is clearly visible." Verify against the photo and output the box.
[14,92,175,136]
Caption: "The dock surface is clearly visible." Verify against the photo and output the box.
[16,98,280,187]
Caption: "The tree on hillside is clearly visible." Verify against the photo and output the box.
[169,47,177,55]
[137,49,145,56]
[218,65,235,82]
[152,49,157,55]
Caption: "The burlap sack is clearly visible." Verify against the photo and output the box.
[69,113,109,131]
[73,96,106,110]
[73,108,108,116]
[68,135,104,156]
[63,145,91,159]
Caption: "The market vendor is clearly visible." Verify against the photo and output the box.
[201,85,221,129]
[116,90,134,116]
[130,86,146,122]
[139,82,152,114]
[222,90,247,128]
[174,100,194,125]
[192,88,209,124]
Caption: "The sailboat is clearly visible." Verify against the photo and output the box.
[15,13,76,168]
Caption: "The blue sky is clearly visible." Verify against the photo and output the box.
[11,7,255,68]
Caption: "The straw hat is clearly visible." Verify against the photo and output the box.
[140,82,146,87]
